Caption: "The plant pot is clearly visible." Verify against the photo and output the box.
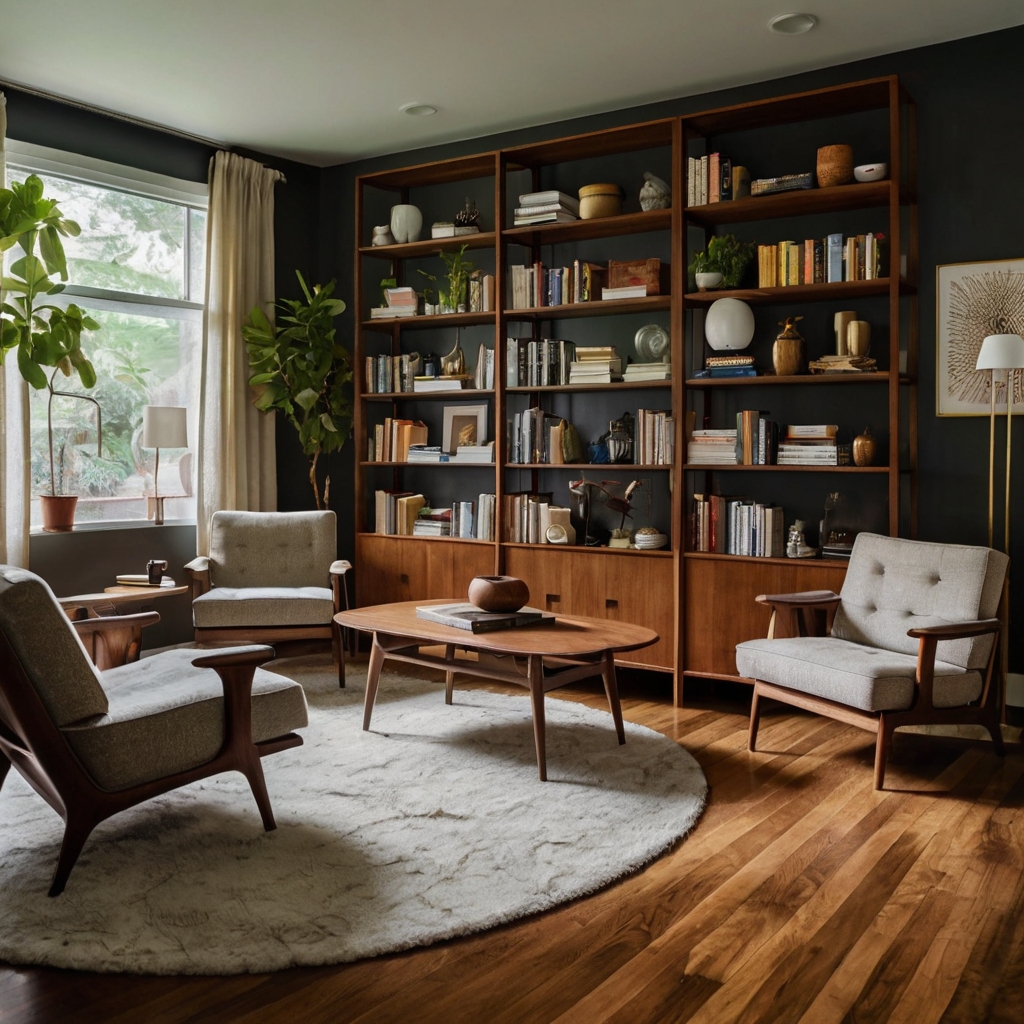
[39,495,78,532]
[468,575,530,612]
[695,271,724,291]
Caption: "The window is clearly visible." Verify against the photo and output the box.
[5,141,207,527]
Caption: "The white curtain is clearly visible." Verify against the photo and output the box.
[197,151,283,553]
[0,91,31,567]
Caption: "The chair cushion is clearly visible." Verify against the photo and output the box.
[61,649,308,791]
[833,534,1008,671]
[192,586,334,628]
[736,636,983,713]
[209,510,337,589]
[0,565,109,726]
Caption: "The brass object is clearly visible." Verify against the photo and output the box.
[441,329,466,376]
[772,316,806,377]
[578,183,624,219]
[816,144,854,188]
[852,427,877,467]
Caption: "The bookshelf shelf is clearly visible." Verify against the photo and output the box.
[507,381,671,393]
[685,373,898,388]
[361,461,497,468]
[502,542,673,559]
[505,295,671,320]
[507,463,673,471]
[503,209,671,246]
[362,390,495,402]
[356,531,495,546]
[683,551,850,568]
[359,231,497,261]
[684,278,897,306]
[362,311,496,331]
[683,464,890,473]
[684,181,890,226]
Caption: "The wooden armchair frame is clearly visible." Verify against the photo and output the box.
[747,590,1004,789]
[0,616,302,896]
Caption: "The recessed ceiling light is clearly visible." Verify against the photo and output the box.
[768,13,817,34]
[400,103,437,117]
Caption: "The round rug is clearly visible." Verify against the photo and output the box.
[0,656,707,974]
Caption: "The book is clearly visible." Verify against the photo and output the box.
[513,210,578,226]
[396,494,426,535]
[115,575,174,587]
[826,233,844,283]
[518,191,580,214]
[601,285,648,300]
[750,172,814,196]
[415,603,556,633]
[413,376,469,392]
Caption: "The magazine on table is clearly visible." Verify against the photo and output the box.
[415,603,555,633]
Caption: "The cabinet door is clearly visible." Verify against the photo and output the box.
[602,555,674,670]
[504,548,570,613]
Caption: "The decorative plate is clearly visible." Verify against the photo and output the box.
[634,323,671,363]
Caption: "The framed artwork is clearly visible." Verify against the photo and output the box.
[442,404,487,452]
[936,258,1024,416]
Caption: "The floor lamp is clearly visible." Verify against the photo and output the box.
[142,406,188,526]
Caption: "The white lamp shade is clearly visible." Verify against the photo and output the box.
[142,406,188,448]
[705,298,755,351]
[976,334,1024,370]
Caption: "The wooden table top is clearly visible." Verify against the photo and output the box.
[335,600,658,658]
[58,583,190,609]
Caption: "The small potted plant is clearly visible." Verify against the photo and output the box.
[418,244,474,313]
[0,175,101,530]
[689,234,756,290]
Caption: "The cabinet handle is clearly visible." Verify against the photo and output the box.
[546,593,560,608]
[605,598,618,609]
[400,573,409,584]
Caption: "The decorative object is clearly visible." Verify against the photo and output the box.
[419,244,474,313]
[785,520,816,558]
[578,183,624,219]
[976,333,1024,551]
[146,559,168,585]
[689,234,755,289]
[442,403,487,453]
[608,529,632,549]
[705,297,755,351]
[852,428,878,467]
[454,197,481,231]
[441,329,466,376]
[604,413,635,464]
[854,162,888,182]
[695,271,724,291]
[634,527,668,550]
[936,259,1024,416]
[546,506,576,545]
[243,272,351,510]
[142,406,187,526]
[389,204,422,243]
[815,144,854,187]
[639,171,670,211]
[834,310,856,356]
[847,320,871,357]
[773,316,806,376]
[371,224,394,246]
[634,323,671,363]
[0,654,706,973]
[468,575,530,613]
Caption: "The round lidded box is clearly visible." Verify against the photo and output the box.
[578,183,624,219]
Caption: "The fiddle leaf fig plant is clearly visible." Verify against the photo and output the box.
[243,271,352,510]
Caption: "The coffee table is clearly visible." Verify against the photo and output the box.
[334,600,658,780]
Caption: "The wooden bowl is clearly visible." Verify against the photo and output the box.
[578,183,624,219]
[816,145,854,188]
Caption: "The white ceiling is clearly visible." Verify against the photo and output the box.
[1,0,1022,167]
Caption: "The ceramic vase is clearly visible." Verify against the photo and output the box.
[705,298,755,351]
[468,575,530,612]
[834,310,856,356]
[847,320,871,357]
[695,271,724,291]
[371,224,395,246]
[389,204,423,244]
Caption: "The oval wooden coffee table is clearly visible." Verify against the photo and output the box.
[335,601,658,781]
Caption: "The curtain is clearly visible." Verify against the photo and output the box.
[0,91,31,567]
[197,151,283,553]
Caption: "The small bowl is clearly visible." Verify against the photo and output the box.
[578,183,624,219]
[854,163,888,183]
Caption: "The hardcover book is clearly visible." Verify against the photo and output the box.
[415,603,556,633]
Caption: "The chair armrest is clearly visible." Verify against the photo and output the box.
[755,590,841,608]
[754,591,841,640]
[910,619,1001,709]
[73,612,161,670]
[330,559,352,576]
[191,645,276,670]
[907,619,1002,640]
[71,611,161,637]
[184,556,211,599]
[330,560,353,613]
[192,645,276,751]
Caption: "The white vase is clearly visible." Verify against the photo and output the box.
[390,205,422,244]
[695,271,724,291]
[705,298,755,351]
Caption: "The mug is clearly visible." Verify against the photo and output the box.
[147,559,168,585]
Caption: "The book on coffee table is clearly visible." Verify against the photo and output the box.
[415,603,555,633]
[115,575,176,587]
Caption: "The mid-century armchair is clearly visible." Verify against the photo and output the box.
[0,565,308,896]
[736,534,1008,789]
[185,510,352,686]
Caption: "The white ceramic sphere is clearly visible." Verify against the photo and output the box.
[705,298,755,351]
[853,163,888,183]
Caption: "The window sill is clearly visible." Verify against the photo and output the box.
[31,519,197,536]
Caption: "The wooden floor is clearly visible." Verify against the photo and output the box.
[2,672,1023,1024]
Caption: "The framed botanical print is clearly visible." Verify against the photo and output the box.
[936,258,1024,416]
[442,404,487,453]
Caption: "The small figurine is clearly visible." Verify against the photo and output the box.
[441,329,466,376]
[786,520,817,558]
[371,224,395,246]
[773,315,806,377]
[639,172,671,211]
[454,197,481,230]
[602,412,635,463]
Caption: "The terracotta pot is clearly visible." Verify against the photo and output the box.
[772,337,805,376]
[468,575,530,612]
[39,495,78,532]
[852,428,878,467]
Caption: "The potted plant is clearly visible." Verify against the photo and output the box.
[689,234,756,290]
[0,174,101,530]
[418,244,474,313]
[243,271,352,510]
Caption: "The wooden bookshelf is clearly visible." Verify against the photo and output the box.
[504,295,671,320]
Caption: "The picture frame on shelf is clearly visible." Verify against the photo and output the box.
[442,403,488,453]
[936,257,1024,416]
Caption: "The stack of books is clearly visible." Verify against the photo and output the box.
[370,286,418,320]
[508,409,571,465]
[569,347,622,385]
[453,493,496,540]
[636,409,675,465]
[623,362,671,382]
[750,172,814,196]
[702,354,755,379]
[413,508,451,536]
[508,261,604,308]
[777,424,839,465]
[757,232,886,287]
[808,354,877,374]
[735,410,780,465]
[507,338,576,387]
[375,491,426,535]
[513,191,579,226]
[692,494,786,557]
[502,491,553,543]
[370,418,428,462]
[413,375,471,393]
[407,445,444,464]
[687,428,737,465]
[450,444,495,465]
[366,353,420,394]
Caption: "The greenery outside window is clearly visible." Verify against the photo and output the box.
[5,142,207,528]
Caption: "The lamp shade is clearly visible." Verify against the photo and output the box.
[976,334,1024,371]
[142,406,188,448]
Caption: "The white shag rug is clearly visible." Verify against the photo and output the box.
[0,655,706,975]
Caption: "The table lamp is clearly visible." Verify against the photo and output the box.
[976,333,1024,552]
[142,406,187,526]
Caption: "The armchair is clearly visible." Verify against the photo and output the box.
[0,565,308,896]
[186,510,352,686]
[736,534,1008,789]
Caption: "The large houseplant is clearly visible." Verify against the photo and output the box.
[243,271,352,510]
[0,174,101,530]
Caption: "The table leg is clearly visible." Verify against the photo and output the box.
[528,654,547,781]
[601,650,626,745]
[444,643,455,705]
[362,633,387,731]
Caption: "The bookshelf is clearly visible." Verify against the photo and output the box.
[352,75,918,703]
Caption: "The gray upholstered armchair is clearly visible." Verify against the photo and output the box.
[185,511,352,686]
[736,534,1008,789]
[0,565,308,896]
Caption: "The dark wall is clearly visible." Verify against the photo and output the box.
[320,26,1024,667]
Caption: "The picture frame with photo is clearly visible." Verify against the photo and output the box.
[442,404,488,452]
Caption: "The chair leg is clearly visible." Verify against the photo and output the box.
[748,687,762,752]
[49,814,95,897]
[0,750,10,794]
[874,715,894,790]
[333,621,345,688]
[445,644,455,705]
[243,758,277,832]
[986,712,1006,757]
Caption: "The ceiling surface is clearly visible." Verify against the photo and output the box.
[1,0,1021,166]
